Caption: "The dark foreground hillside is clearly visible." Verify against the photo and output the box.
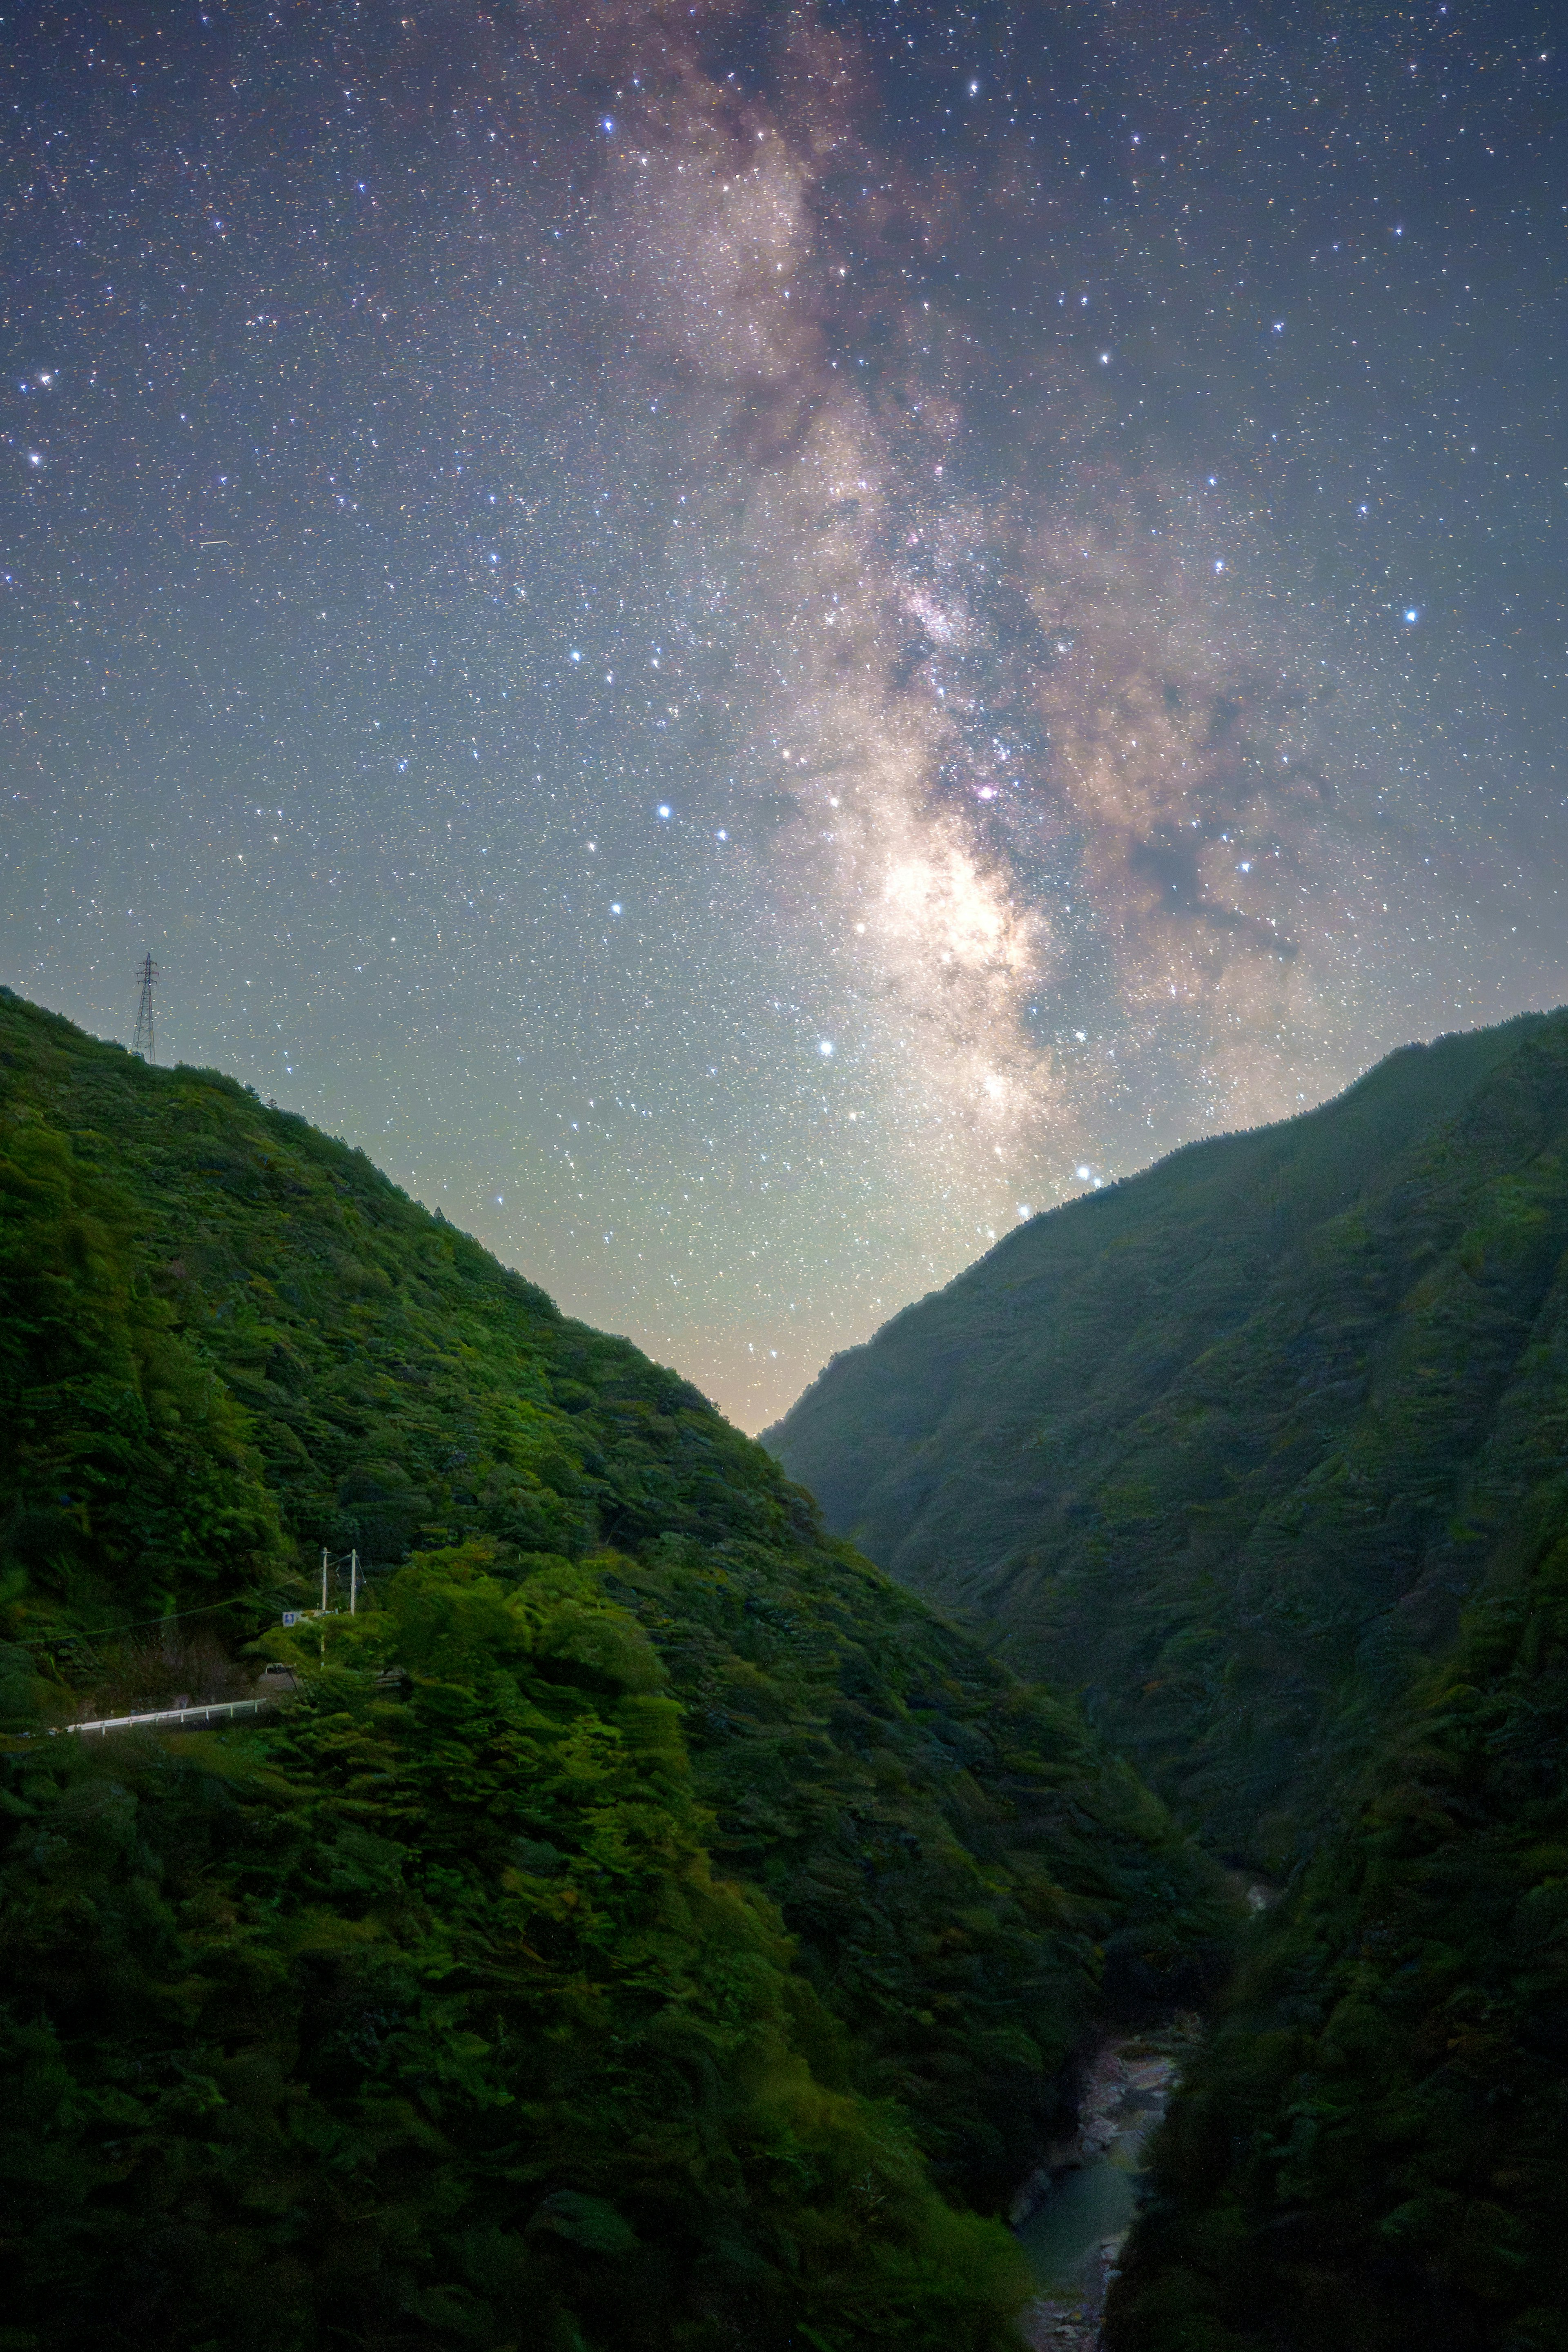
[0,987,1231,2352]
[770,1004,1568,2350]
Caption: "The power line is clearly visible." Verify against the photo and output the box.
[13,1552,371,1652]
[9,1592,291,1648]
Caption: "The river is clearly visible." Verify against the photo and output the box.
[1012,2023,1196,2351]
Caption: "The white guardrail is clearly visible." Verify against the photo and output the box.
[53,1696,284,1738]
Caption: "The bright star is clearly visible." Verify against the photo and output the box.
[818,1039,834,1057]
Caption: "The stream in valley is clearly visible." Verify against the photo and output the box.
[1012,2025,1196,2351]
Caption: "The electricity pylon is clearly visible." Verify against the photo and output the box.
[133,954,158,1061]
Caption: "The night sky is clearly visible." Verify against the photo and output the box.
[3,1,1565,1430]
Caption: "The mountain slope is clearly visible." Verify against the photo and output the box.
[1107,1488,1568,2352]
[770,1007,1568,2347]
[2,1549,1035,2352]
[0,986,1232,2350]
[767,1009,1568,1863]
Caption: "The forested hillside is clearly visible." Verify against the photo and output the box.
[768,1009,1568,1863]
[771,1004,1568,2348]
[0,986,1231,2352]
[1107,1500,1568,2352]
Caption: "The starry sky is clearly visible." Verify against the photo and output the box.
[3,0,1565,1430]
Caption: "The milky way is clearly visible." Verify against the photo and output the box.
[2,1,1564,1424]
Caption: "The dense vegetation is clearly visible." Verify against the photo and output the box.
[0,1543,1036,2352]
[767,1009,1568,1864]
[771,1005,1568,2347]
[1108,1507,1568,2352]
[0,986,1232,2350]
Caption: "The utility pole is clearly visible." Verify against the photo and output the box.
[321,1547,330,1614]
[132,954,158,1062]
[349,1550,359,1615]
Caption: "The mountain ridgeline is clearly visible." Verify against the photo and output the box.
[766,1008,1568,1857]
[769,1006,1568,2350]
[0,986,1232,2352]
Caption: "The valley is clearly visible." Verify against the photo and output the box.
[6,984,1566,2348]
[0,986,1227,2352]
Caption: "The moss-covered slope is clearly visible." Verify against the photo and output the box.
[768,1008,1568,1864]
[0,987,1232,2350]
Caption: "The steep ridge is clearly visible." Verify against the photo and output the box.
[767,1009,1568,1863]
[1107,1494,1568,2352]
[0,987,1231,2352]
[769,1007,1568,2349]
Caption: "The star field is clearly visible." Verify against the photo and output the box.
[2,0,1565,1426]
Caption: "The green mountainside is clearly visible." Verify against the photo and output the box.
[0,986,1231,2352]
[1108,1523,1568,2352]
[769,1004,1568,2348]
[766,1008,1568,1861]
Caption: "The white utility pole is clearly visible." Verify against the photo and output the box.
[349,1550,359,1615]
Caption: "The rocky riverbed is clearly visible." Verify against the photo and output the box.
[1011,2019,1201,2351]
